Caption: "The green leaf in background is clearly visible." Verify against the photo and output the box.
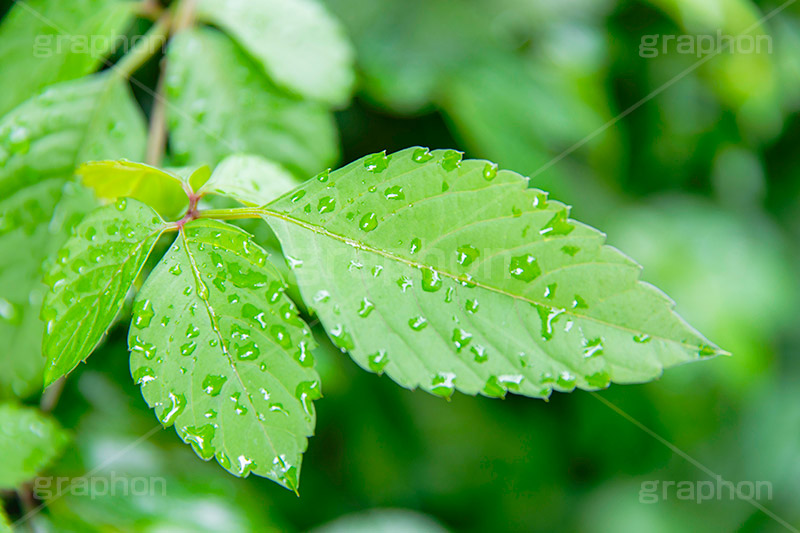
[78,160,191,219]
[196,0,354,106]
[0,505,10,532]
[0,402,69,489]
[264,147,725,399]
[0,72,147,198]
[166,28,338,177]
[41,199,166,386]
[130,220,320,491]
[0,72,145,397]
[200,154,301,207]
[0,0,136,117]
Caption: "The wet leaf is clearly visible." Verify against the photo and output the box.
[195,0,354,106]
[0,403,69,489]
[200,154,302,207]
[41,199,166,386]
[0,72,145,396]
[129,219,319,491]
[0,0,136,116]
[264,147,726,399]
[165,27,338,177]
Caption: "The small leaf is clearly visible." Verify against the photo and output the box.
[264,147,726,399]
[0,402,69,489]
[200,154,302,206]
[130,220,320,491]
[0,0,136,116]
[78,160,191,218]
[165,27,338,177]
[195,0,354,106]
[42,199,167,385]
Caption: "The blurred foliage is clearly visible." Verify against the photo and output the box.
[1,0,800,531]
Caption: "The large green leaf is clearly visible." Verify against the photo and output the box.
[129,219,320,490]
[0,182,94,398]
[199,154,301,207]
[0,73,145,396]
[165,28,338,178]
[0,402,69,489]
[196,0,354,106]
[0,72,147,198]
[264,147,725,399]
[0,0,135,116]
[41,199,167,386]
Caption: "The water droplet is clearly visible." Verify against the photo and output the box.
[483,376,506,398]
[556,371,576,389]
[544,283,557,299]
[185,324,200,338]
[572,295,588,309]
[132,299,155,329]
[471,344,487,363]
[294,340,315,367]
[160,392,186,425]
[133,366,156,386]
[634,333,651,343]
[397,276,413,292]
[236,455,254,476]
[368,350,389,373]
[509,254,541,282]
[169,263,182,276]
[295,380,322,417]
[456,245,480,267]
[540,211,574,236]
[421,268,442,292]
[384,185,405,200]
[183,424,216,459]
[358,298,375,317]
[452,328,472,352]
[699,345,717,357]
[329,323,355,351]
[431,372,456,398]
[270,325,293,349]
[561,245,580,257]
[130,336,157,360]
[291,190,306,202]
[364,152,390,173]
[441,150,462,172]
[411,147,433,163]
[317,196,336,214]
[483,162,498,180]
[534,304,565,341]
[465,299,479,313]
[410,238,421,254]
[180,341,197,356]
[583,337,604,358]
[359,212,378,232]
[114,198,127,211]
[409,316,428,331]
[236,340,261,360]
[202,374,227,396]
[315,169,330,182]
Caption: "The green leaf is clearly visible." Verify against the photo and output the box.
[0,73,145,396]
[41,199,167,386]
[77,160,191,219]
[264,147,725,399]
[0,72,147,198]
[0,402,69,489]
[165,27,338,177]
[0,0,136,116]
[129,219,320,491]
[200,154,302,207]
[196,0,354,106]
[0,182,94,398]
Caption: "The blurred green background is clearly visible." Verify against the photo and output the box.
[4,0,800,531]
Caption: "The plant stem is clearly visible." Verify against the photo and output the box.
[113,14,171,79]
[196,207,267,220]
[145,61,169,166]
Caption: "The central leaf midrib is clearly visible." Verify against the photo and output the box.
[262,208,704,351]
